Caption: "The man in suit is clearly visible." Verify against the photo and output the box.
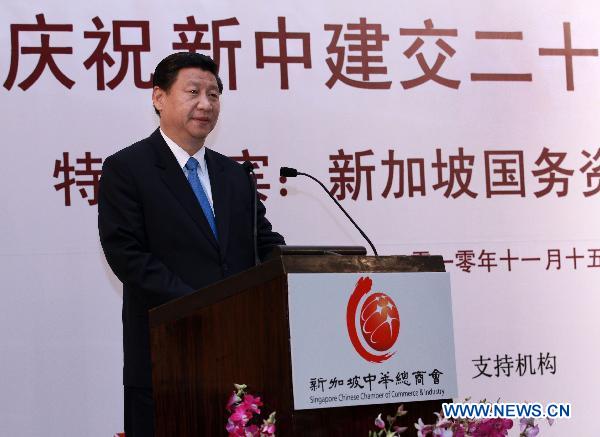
[98,52,285,437]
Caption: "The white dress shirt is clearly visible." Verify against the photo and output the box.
[159,128,214,213]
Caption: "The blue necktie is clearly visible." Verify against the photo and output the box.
[185,157,218,239]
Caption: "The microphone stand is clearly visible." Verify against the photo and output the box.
[280,167,378,256]
[242,161,260,266]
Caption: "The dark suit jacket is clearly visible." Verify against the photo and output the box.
[98,129,285,387]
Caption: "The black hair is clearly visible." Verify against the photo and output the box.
[152,52,223,115]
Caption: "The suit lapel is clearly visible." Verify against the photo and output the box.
[206,148,231,259]
[149,129,220,251]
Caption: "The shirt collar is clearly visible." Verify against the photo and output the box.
[159,128,208,173]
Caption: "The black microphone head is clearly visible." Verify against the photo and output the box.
[280,166,298,177]
[241,160,254,173]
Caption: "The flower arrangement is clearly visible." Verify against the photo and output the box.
[413,414,513,436]
[225,387,555,437]
[368,404,408,437]
[519,417,554,437]
[370,402,554,437]
[225,384,276,437]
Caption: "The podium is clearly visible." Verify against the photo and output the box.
[149,254,451,436]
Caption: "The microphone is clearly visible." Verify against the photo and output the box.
[242,161,260,266]
[280,167,298,177]
[280,166,378,256]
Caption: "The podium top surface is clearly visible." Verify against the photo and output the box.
[149,255,444,327]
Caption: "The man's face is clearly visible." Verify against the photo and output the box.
[152,67,220,148]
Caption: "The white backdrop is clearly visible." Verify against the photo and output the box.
[1,1,598,435]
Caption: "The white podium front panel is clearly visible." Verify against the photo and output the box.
[288,272,457,410]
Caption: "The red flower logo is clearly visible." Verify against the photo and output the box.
[346,277,400,362]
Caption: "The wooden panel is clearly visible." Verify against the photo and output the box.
[149,258,285,327]
[151,275,294,436]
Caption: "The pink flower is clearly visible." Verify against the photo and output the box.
[225,419,236,433]
[524,425,540,436]
[225,385,276,437]
[260,422,276,435]
[227,391,242,412]
[518,417,543,436]
[226,419,247,437]
[433,413,452,430]
[520,418,532,432]
[230,405,251,426]
[432,428,453,437]
[242,394,263,415]
[374,413,385,430]
[415,418,435,437]
[452,423,466,437]
[470,418,513,437]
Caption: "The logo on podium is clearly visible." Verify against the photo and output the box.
[346,277,400,363]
